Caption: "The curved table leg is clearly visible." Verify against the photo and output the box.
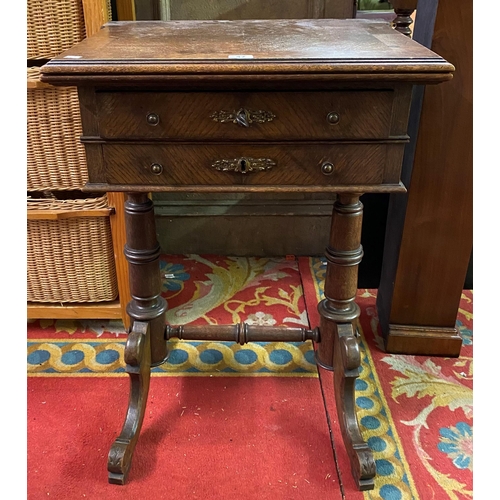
[333,322,375,491]
[108,321,151,485]
[315,194,375,489]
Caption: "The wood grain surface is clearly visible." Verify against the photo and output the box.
[96,90,394,140]
[40,19,454,85]
[377,0,472,356]
[101,142,403,187]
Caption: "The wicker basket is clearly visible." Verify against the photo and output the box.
[28,0,86,60]
[27,195,118,303]
[28,67,88,191]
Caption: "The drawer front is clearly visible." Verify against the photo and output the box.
[96,91,394,141]
[102,143,401,187]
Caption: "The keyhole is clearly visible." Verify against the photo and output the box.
[239,159,247,173]
[236,109,250,127]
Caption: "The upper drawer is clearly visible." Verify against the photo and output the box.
[95,91,394,141]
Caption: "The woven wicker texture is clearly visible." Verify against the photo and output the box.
[28,67,88,191]
[28,0,86,59]
[27,195,118,303]
[107,0,113,24]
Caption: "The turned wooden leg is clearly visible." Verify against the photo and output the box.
[122,192,168,365]
[316,194,375,491]
[391,0,417,37]
[108,321,151,484]
[107,192,168,484]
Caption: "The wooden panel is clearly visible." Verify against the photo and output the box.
[376,0,472,356]
[78,87,107,183]
[115,0,136,20]
[96,90,394,140]
[107,192,131,331]
[101,143,398,187]
[27,208,112,220]
[82,0,110,37]
[40,20,454,86]
[324,0,356,19]
[168,0,355,20]
[27,301,122,320]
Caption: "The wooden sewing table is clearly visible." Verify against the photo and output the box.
[41,19,453,491]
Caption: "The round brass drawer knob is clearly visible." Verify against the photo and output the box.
[327,112,340,125]
[321,162,335,175]
[150,163,163,175]
[146,113,160,126]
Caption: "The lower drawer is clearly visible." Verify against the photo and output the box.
[102,143,402,187]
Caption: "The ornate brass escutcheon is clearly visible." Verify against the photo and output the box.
[210,108,276,127]
[212,157,276,174]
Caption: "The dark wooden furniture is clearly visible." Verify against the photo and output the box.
[41,19,453,490]
[144,1,404,275]
[377,0,472,356]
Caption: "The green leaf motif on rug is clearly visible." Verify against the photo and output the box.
[382,355,473,499]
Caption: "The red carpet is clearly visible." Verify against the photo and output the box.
[28,376,339,499]
[28,255,473,499]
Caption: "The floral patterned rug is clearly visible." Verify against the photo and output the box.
[299,257,473,500]
[28,255,315,376]
[27,255,473,499]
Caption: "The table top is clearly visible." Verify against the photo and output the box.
[41,19,454,85]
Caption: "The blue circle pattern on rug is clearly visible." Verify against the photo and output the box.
[361,415,381,430]
[234,349,258,365]
[269,349,293,364]
[199,349,224,364]
[61,350,85,365]
[27,349,50,365]
[356,396,374,410]
[355,339,412,499]
[379,484,403,500]
[168,349,189,365]
[355,379,368,391]
[95,349,120,364]
[368,436,387,452]
[376,459,395,476]
[27,340,317,374]
[156,341,316,374]
[304,350,315,364]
